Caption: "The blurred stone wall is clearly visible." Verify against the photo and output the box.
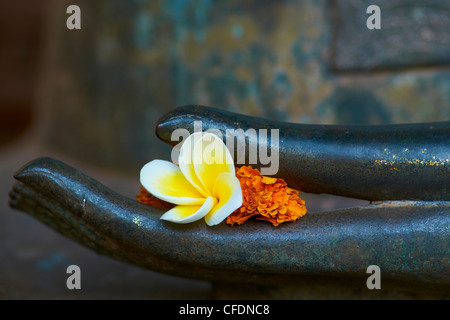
[37,0,450,175]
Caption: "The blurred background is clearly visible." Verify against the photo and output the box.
[0,0,449,299]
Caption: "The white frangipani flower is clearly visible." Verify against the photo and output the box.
[140,132,243,226]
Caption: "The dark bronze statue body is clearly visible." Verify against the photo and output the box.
[9,106,450,298]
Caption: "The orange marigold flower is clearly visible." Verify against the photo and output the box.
[136,186,175,210]
[226,166,307,226]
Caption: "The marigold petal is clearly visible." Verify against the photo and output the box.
[226,210,259,226]
[261,176,278,184]
[226,165,307,226]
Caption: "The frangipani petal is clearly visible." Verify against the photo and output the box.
[140,159,205,205]
[178,132,209,197]
[205,172,243,226]
[192,133,235,194]
[160,196,217,224]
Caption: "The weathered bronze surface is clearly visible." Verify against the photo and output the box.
[9,155,450,297]
[157,105,450,202]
